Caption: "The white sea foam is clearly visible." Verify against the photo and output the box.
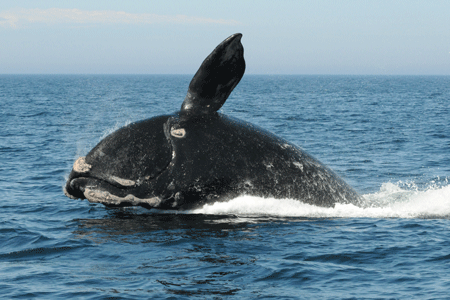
[191,181,450,219]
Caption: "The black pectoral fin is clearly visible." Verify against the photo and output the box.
[181,33,246,116]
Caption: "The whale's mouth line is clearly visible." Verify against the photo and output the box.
[69,174,137,191]
[65,176,163,208]
[65,173,140,201]
[83,187,162,207]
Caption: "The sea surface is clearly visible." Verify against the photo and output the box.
[1,74,450,299]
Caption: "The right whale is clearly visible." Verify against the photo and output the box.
[64,33,362,210]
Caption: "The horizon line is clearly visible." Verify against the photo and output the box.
[1,73,449,76]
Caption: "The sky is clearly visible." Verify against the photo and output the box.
[1,0,449,75]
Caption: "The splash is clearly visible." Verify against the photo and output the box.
[100,120,133,140]
[192,181,450,219]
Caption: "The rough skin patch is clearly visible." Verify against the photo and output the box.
[73,156,91,173]
[293,162,304,172]
[110,176,136,187]
[84,188,162,207]
[171,128,186,138]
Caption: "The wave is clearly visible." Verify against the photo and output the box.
[191,181,450,219]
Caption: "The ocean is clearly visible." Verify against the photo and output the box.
[1,74,449,299]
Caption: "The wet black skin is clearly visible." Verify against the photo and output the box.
[64,33,362,209]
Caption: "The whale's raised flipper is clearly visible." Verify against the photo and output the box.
[181,33,245,116]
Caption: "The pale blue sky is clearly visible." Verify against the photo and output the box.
[1,1,449,75]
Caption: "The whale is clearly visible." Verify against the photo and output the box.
[64,33,362,210]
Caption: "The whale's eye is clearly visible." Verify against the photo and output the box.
[171,127,186,138]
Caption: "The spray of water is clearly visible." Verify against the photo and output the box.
[192,181,450,219]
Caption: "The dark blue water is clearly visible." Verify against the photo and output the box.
[1,75,450,299]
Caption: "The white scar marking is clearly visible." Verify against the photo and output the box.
[293,162,304,172]
[84,188,162,207]
[110,176,136,187]
[171,128,186,138]
[73,156,91,173]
